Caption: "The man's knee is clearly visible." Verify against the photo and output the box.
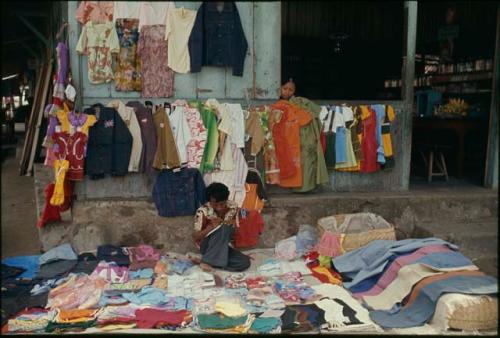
[229,253,251,272]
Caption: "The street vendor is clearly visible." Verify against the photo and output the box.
[279,78,296,100]
[191,182,251,272]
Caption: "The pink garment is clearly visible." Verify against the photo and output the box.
[353,244,453,299]
[75,1,114,25]
[137,25,174,98]
[91,261,130,283]
[47,274,109,310]
[184,107,208,169]
[316,231,342,258]
[126,245,161,271]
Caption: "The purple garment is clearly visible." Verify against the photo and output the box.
[353,244,454,299]
[68,110,88,128]
[127,101,157,175]
[56,42,69,84]
[47,116,60,139]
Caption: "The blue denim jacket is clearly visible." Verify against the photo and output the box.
[188,1,248,76]
[152,168,206,217]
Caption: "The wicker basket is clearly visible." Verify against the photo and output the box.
[317,213,396,253]
[448,296,498,331]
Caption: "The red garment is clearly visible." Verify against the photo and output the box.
[52,131,88,181]
[270,106,295,179]
[36,181,74,228]
[320,130,327,154]
[135,309,192,329]
[97,317,136,326]
[246,276,268,289]
[37,183,61,228]
[233,210,264,248]
[359,107,380,173]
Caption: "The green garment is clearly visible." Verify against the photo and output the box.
[250,317,281,333]
[45,319,97,333]
[290,97,329,192]
[197,314,248,329]
[189,100,219,173]
[325,132,336,169]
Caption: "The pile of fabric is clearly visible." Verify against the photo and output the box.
[2,231,496,334]
[333,238,498,330]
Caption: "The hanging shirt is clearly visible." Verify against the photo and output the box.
[152,107,181,170]
[76,1,114,25]
[137,25,174,98]
[183,105,208,169]
[127,101,157,175]
[164,7,197,73]
[359,106,380,173]
[112,2,140,19]
[56,105,97,136]
[169,105,192,165]
[245,109,265,156]
[114,18,142,92]
[76,21,120,84]
[290,97,329,193]
[371,104,386,164]
[260,107,281,185]
[189,100,219,173]
[271,100,312,188]
[107,100,143,172]
[138,1,176,31]
[52,131,88,181]
[226,103,246,148]
[382,105,396,158]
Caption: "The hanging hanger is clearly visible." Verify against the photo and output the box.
[56,21,69,43]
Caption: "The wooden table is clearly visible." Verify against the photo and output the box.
[412,116,487,178]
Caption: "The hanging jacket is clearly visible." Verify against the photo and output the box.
[152,168,206,217]
[84,103,133,179]
[127,101,157,175]
[188,1,248,76]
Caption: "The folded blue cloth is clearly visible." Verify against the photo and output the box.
[2,255,40,279]
[122,286,168,306]
[39,243,77,265]
[370,275,498,328]
[170,259,193,275]
[129,268,154,279]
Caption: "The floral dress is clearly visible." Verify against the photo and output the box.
[137,25,174,98]
[114,18,142,91]
[76,21,120,84]
[258,106,281,185]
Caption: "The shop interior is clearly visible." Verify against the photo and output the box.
[281,1,497,187]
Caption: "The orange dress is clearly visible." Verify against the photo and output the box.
[271,100,312,188]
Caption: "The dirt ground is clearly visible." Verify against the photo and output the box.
[1,143,41,258]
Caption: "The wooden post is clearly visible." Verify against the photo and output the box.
[484,4,499,188]
[400,1,418,190]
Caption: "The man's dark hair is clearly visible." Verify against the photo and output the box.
[206,182,230,202]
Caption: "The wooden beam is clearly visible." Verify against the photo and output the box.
[399,1,418,191]
[17,15,49,46]
[484,4,499,188]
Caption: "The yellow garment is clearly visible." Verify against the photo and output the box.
[382,105,396,157]
[55,308,99,323]
[152,275,168,289]
[50,159,69,206]
[241,183,265,211]
[311,266,343,286]
[215,301,247,318]
[99,323,136,331]
[56,103,97,136]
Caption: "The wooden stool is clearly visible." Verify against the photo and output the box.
[418,144,450,182]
